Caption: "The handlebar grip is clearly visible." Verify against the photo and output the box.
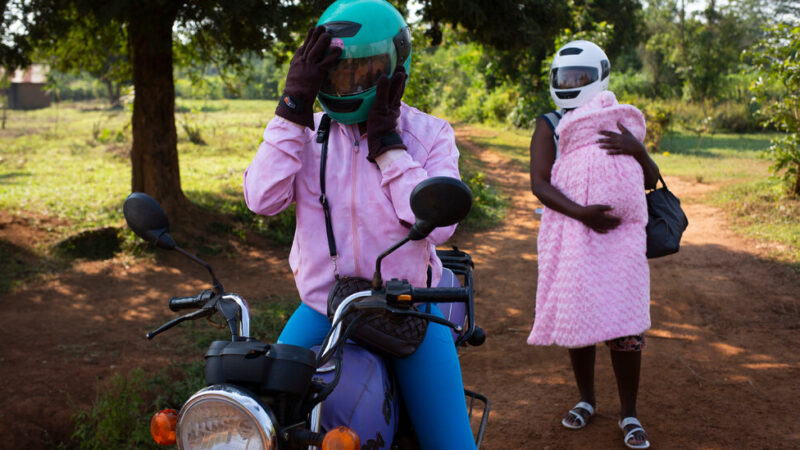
[169,293,208,311]
[410,287,469,303]
[467,326,486,346]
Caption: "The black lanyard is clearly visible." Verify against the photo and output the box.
[316,114,339,278]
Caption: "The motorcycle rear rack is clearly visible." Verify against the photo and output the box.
[437,247,474,275]
[465,389,490,449]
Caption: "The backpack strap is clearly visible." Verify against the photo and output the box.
[540,109,563,159]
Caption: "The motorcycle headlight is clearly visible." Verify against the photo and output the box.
[177,385,277,450]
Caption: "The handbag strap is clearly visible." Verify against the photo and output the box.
[657,174,668,189]
[648,174,668,192]
[316,114,340,278]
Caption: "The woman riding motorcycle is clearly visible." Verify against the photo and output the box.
[243,1,476,448]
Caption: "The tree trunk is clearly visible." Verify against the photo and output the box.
[128,3,186,218]
[794,162,800,197]
[104,79,120,108]
[2,91,6,130]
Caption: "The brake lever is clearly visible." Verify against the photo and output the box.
[145,307,215,339]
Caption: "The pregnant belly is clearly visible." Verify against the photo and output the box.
[552,150,648,224]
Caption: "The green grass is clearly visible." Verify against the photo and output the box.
[0,99,277,234]
[454,122,532,169]
[654,131,798,265]
[460,170,508,230]
[0,99,290,290]
[711,178,800,264]
[653,131,776,184]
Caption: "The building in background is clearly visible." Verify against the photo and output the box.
[1,65,51,110]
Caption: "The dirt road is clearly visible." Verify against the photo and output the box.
[452,128,800,449]
[1,126,798,449]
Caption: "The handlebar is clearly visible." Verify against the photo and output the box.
[148,290,250,340]
[408,286,469,303]
[385,279,470,305]
[169,289,215,311]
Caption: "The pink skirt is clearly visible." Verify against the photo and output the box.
[528,91,651,348]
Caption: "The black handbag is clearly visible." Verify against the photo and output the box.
[316,115,428,359]
[645,175,688,258]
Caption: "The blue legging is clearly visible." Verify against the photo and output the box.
[278,302,476,450]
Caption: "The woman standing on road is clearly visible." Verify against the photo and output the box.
[527,40,660,449]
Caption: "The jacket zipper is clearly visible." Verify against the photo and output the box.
[351,127,360,274]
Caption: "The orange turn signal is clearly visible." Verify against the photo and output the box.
[150,408,177,445]
[397,294,412,302]
[322,426,360,450]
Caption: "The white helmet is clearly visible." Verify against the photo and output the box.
[549,40,610,109]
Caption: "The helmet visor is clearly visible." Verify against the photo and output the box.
[321,40,397,97]
[550,66,599,89]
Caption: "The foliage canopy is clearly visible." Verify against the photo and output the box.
[748,22,800,196]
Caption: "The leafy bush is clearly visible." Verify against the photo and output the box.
[483,85,518,124]
[461,171,507,230]
[404,45,444,114]
[641,101,673,152]
[454,88,486,123]
[747,23,800,195]
[610,70,655,98]
[70,363,207,449]
[71,369,157,450]
[711,101,760,133]
[403,33,522,125]
[508,90,551,129]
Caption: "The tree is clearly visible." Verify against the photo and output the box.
[417,0,642,82]
[0,1,29,70]
[641,0,684,98]
[1,0,646,214]
[2,0,322,218]
[35,7,130,107]
[748,22,800,196]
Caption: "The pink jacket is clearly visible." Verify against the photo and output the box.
[244,103,460,314]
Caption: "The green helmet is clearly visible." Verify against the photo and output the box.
[317,0,412,124]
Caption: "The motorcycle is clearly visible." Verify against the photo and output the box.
[124,176,489,449]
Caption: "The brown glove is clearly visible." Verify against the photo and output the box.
[366,67,408,163]
[275,26,342,130]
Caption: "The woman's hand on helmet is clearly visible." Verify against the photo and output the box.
[275,26,343,130]
[366,66,408,163]
[598,122,646,157]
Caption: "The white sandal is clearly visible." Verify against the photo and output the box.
[619,417,650,449]
[561,401,595,430]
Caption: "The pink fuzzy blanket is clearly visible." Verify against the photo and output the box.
[527,91,651,348]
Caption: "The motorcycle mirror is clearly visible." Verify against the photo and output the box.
[407,177,473,240]
[123,192,176,250]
